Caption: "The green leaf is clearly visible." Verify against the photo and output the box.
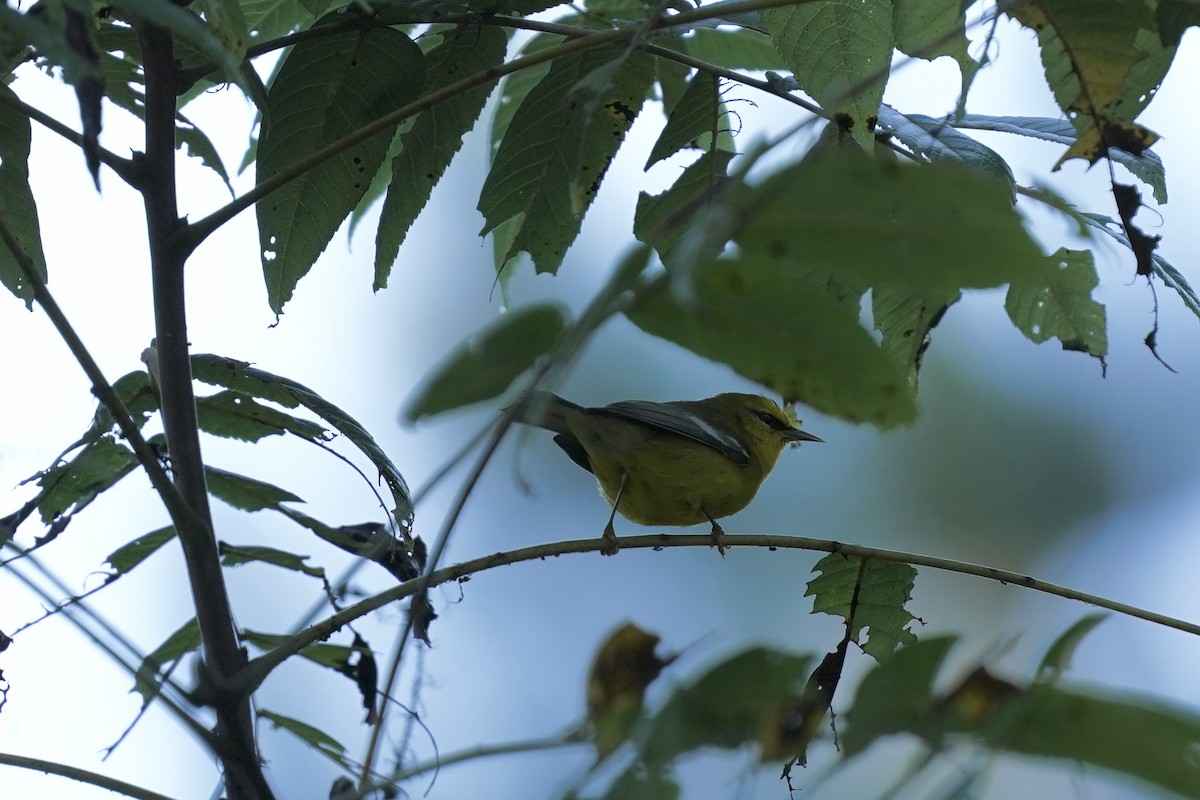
[763,0,892,150]
[956,115,1166,203]
[219,542,325,578]
[634,148,736,264]
[241,0,314,40]
[645,71,726,168]
[258,709,353,769]
[489,33,560,159]
[873,285,960,390]
[876,106,1015,198]
[192,354,413,524]
[404,303,569,421]
[741,155,1048,291]
[479,47,655,274]
[1007,0,1166,166]
[0,84,47,307]
[177,112,234,195]
[374,25,508,289]
[1157,0,1200,46]
[106,526,177,575]
[243,630,356,670]
[628,254,916,427]
[196,390,327,442]
[111,0,249,94]
[1037,613,1108,682]
[197,0,249,65]
[672,27,784,71]
[257,24,425,312]
[1005,248,1107,360]
[840,635,957,755]
[991,684,1200,797]
[642,647,812,764]
[133,618,202,701]
[892,0,977,92]
[205,466,304,512]
[807,554,919,660]
[30,436,138,523]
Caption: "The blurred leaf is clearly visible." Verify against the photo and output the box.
[133,617,201,702]
[587,623,673,757]
[1005,248,1107,360]
[1157,0,1200,46]
[205,466,304,512]
[197,0,249,65]
[635,148,736,265]
[258,709,353,770]
[112,0,249,94]
[479,47,654,273]
[219,542,325,578]
[404,303,568,422]
[763,0,892,150]
[642,647,812,764]
[196,390,328,442]
[192,354,413,524]
[672,27,784,71]
[0,83,47,307]
[593,766,680,800]
[892,0,977,93]
[628,253,916,427]
[807,554,918,660]
[241,0,314,39]
[257,23,425,312]
[957,115,1166,202]
[841,636,957,754]
[374,24,508,289]
[106,526,177,575]
[1036,613,1108,682]
[243,630,355,670]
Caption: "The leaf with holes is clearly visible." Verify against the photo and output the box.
[1006,248,1107,360]
[807,554,918,661]
[257,23,424,312]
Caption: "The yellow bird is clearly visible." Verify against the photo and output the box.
[513,390,821,554]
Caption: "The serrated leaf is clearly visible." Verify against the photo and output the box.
[404,303,568,421]
[479,47,654,274]
[628,254,916,427]
[1037,613,1108,682]
[196,390,327,442]
[0,84,47,307]
[489,33,560,158]
[1007,0,1167,166]
[177,113,234,195]
[763,0,892,150]
[219,542,324,577]
[1005,248,1107,359]
[876,106,1014,198]
[106,526,177,575]
[241,0,314,39]
[645,71,726,168]
[205,466,304,512]
[257,24,425,312]
[642,647,812,765]
[807,554,918,660]
[873,285,960,389]
[31,436,138,523]
[374,25,508,289]
[243,630,355,670]
[956,114,1166,203]
[133,618,202,701]
[258,709,352,769]
[192,354,413,523]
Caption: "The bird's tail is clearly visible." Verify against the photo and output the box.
[509,390,581,435]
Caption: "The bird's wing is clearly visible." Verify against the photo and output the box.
[593,400,751,464]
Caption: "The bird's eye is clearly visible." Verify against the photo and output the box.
[755,411,779,427]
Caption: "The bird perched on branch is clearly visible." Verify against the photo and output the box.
[512,390,821,555]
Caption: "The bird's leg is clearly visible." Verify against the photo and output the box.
[602,473,627,556]
[703,510,726,557]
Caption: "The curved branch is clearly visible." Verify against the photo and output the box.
[0,752,177,800]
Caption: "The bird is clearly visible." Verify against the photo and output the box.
[511,390,822,555]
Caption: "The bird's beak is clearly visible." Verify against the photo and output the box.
[782,428,822,444]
